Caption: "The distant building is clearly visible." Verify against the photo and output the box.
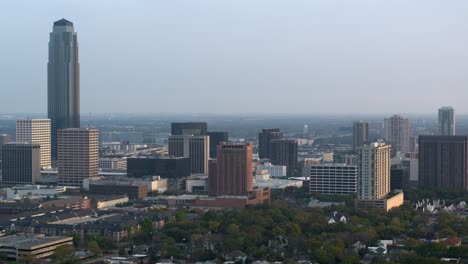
[390,166,403,190]
[306,164,357,195]
[258,128,283,159]
[58,128,99,187]
[255,162,287,178]
[207,131,228,158]
[0,134,11,163]
[16,119,51,168]
[438,106,455,136]
[209,143,253,196]
[88,180,148,199]
[419,136,468,191]
[48,19,80,161]
[186,175,208,193]
[99,158,127,170]
[270,139,299,176]
[171,122,207,136]
[1,143,41,185]
[344,154,357,166]
[168,135,209,175]
[353,121,369,152]
[127,157,191,178]
[384,115,411,153]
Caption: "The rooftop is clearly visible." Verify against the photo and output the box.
[53,18,73,27]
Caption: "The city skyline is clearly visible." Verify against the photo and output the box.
[1,1,468,114]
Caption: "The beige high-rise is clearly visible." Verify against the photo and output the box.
[357,141,391,200]
[16,119,51,168]
[58,128,98,187]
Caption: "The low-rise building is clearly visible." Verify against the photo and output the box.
[0,234,72,261]
[255,162,287,178]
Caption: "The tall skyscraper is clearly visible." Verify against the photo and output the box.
[419,136,468,191]
[269,139,298,176]
[58,128,98,187]
[384,115,411,153]
[16,119,51,168]
[48,19,80,162]
[208,143,253,196]
[207,131,228,158]
[171,122,207,136]
[353,121,369,152]
[1,143,41,185]
[438,106,455,136]
[357,141,391,200]
[168,135,209,175]
[258,128,283,159]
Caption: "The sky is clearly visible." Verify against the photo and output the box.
[1,0,468,114]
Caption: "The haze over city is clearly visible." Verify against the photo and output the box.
[2,0,468,114]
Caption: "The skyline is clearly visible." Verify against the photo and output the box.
[2,1,468,114]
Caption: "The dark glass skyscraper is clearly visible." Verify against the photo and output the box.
[48,19,80,161]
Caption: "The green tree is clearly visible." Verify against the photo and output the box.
[87,240,102,256]
[51,245,77,264]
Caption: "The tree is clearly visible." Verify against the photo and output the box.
[51,245,77,264]
[87,240,102,256]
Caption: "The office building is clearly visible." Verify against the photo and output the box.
[171,122,207,136]
[168,135,209,175]
[357,141,391,200]
[258,128,283,159]
[270,139,299,176]
[57,128,98,187]
[256,162,287,178]
[127,157,191,178]
[207,131,228,158]
[438,106,455,136]
[419,136,468,191]
[99,158,127,170]
[306,164,357,195]
[16,119,51,168]
[1,143,41,185]
[384,115,411,153]
[0,134,11,162]
[48,19,80,161]
[353,121,369,152]
[208,143,253,196]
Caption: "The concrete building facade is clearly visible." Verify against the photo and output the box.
[306,164,357,195]
[16,119,51,168]
[57,128,98,187]
[438,106,455,136]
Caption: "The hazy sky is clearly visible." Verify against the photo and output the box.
[1,0,468,114]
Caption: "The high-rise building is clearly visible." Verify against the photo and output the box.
[1,143,41,185]
[57,128,98,187]
[168,135,209,175]
[258,128,283,159]
[353,121,369,152]
[438,106,455,136]
[207,132,228,158]
[269,139,298,176]
[357,141,391,200]
[419,136,468,191]
[171,122,207,136]
[306,164,357,195]
[384,115,411,153]
[48,19,80,162]
[0,134,11,163]
[208,143,253,196]
[16,119,51,168]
